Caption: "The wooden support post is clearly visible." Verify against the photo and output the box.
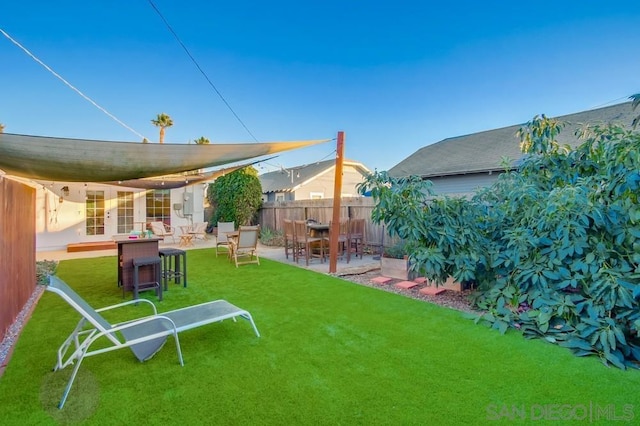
[329,131,345,273]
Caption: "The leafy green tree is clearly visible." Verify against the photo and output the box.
[360,117,640,369]
[151,113,173,144]
[194,136,210,145]
[207,167,262,226]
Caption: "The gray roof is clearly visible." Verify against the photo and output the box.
[389,102,637,178]
[260,159,370,193]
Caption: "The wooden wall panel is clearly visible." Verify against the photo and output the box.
[0,178,36,342]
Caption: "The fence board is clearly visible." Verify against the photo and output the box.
[0,178,36,343]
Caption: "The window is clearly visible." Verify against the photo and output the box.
[310,192,324,199]
[275,193,285,202]
[146,189,171,225]
[85,190,105,236]
[116,191,134,233]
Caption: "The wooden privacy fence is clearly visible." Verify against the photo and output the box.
[0,177,36,343]
[258,197,392,252]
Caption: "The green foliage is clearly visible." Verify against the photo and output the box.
[194,136,210,145]
[206,167,262,226]
[259,226,284,246]
[361,118,640,369]
[383,241,408,259]
[36,260,58,285]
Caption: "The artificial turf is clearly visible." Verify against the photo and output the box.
[0,248,638,424]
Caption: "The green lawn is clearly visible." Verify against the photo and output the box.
[0,248,638,425]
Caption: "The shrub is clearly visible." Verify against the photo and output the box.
[360,116,640,369]
[259,227,284,247]
[206,167,262,226]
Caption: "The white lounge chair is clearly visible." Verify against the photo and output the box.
[149,221,177,243]
[45,275,260,409]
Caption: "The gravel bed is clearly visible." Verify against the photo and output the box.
[0,260,56,376]
[334,267,479,314]
[0,285,45,374]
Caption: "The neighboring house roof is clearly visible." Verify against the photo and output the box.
[389,101,637,179]
[260,159,371,193]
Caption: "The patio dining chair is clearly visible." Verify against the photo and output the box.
[293,220,325,265]
[215,221,235,257]
[229,225,261,267]
[45,275,260,409]
[348,218,365,261]
[327,219,350,261]
[283,219,296,261]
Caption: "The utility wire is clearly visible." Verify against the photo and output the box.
[147,0,260,143]
[0,28,147,140]
[590,95,634,109]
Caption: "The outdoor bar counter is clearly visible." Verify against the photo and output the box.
[113,235,162,293]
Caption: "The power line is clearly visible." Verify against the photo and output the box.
[147,0,260,143]
[590,95,634,110]
[0,28,147,140]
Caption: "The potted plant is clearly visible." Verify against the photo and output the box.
[380,241,410,280]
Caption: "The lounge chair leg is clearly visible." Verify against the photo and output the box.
[173,332,184,366]
[241,312,261,337]
[58,348,87,409]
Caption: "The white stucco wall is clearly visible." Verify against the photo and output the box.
[34,181,207,251]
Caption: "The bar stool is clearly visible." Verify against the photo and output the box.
[132,256,162,301]
[158,248,187,290]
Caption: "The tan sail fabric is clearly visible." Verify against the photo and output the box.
[0,133,329,182]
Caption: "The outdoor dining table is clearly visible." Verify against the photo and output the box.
[307,223,329,238]
[179,225,196,247]
[113,235,162,292]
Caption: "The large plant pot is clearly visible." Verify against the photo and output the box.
[380,256,409,280]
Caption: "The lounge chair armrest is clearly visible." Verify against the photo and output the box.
[95,298,158,315]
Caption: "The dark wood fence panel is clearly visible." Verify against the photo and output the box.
[0,178,36,343]
[258,197,389,252]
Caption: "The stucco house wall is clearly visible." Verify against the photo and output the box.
[34,181,207,251]
[260,159,370,201]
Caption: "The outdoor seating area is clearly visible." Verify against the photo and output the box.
[284,218,367,265]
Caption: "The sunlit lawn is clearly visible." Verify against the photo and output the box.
[0,248,639,425]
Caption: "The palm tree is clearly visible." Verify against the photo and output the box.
[151,113,173,144]
[194,136,210,145]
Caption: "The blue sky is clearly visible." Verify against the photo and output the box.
[1,1,639,173]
